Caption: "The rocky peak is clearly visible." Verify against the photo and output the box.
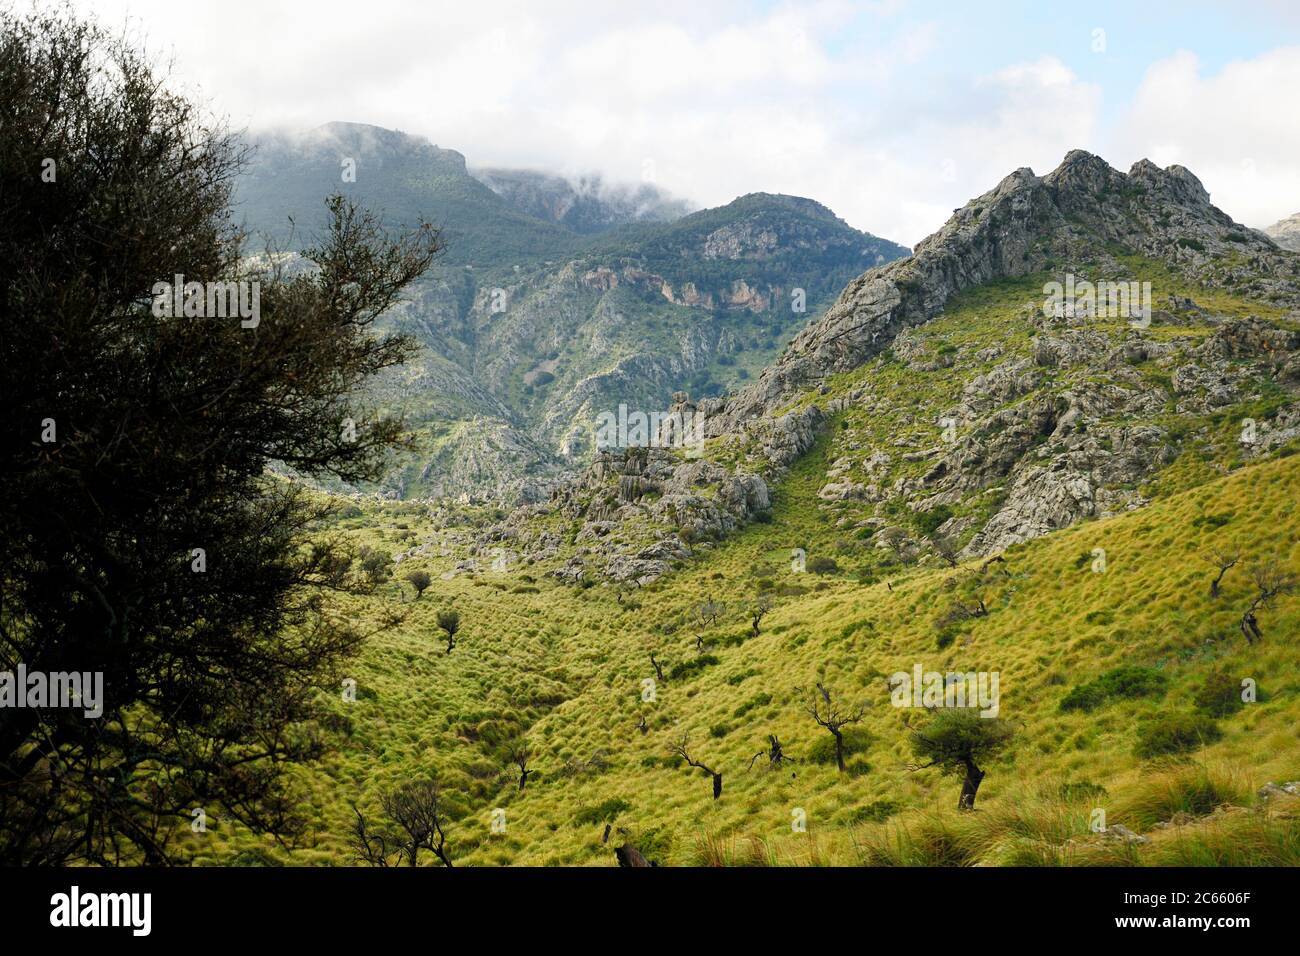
[1265,212,1300,252]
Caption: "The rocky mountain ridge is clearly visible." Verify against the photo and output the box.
[469,151,1300,584]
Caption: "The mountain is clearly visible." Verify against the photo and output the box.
[470,167,695,233]
[1265,212,1300,251]
[462,150,1300,584]
[234,123,910,501]
[206,150,1300,868]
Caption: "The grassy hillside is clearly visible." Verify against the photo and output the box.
[190,427,1300,867]
[174,244,1300,867]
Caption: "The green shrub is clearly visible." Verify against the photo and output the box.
[1134,713,1222,758]
[733,692,772,718]
[572,798,631,826]
[846,799,901,824]
[669,654,719,680]
[916,505,953,536]
[1060,666,1168,713]
[1194,668,1246,717]
[809,556,840,575]
[807,727,873,765]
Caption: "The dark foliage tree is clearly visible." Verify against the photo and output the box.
[908,710,1014,810]
[436,609,461,654]
[801,683,867,772]
[0,10,439,865]
[404,569,432,599]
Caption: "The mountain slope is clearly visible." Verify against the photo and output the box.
[201,414,1300,866]
[502,151,1300,582]
[234,124,910,501]
[178,150,1300,868]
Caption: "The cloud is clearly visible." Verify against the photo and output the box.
[57,0,1300,244]
[1111,47,1300,228]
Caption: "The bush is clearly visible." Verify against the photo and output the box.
[669,654,719,681]
[1134,713,1222,758]
[572,798,631,826]
[807,727,873,765]
[846,800,901,825]
[1060,666,1168,713]
[916,505,954,536]
[1194,668,1246,717]
[809,556,840,575]
[732,692,772,718]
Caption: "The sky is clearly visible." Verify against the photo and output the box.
[61,0,1300,247]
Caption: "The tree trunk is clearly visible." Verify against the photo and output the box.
[615,843,652,867]
[712,772,723,800]
[958,759,985,810]
[833,730,845,772]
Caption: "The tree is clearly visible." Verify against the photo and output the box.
[405,569,432,600]
[696,596,725,628]
[350,779,453,867]
[671,734,723,800]
[1204,547,1240,599]
[908,710,1013,810]
[750,595,774,637]
[359,548,393,589]
[931,535,962,568]
[748,733,794,771]
[507,740,535,792]
[1240,563,1297,643]
[436,609,461,654]
[649,652,667,683]
[801,683,867,772]
[0,9,440,866]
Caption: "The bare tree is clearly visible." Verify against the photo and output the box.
[382,779,453,867]
[1204,547,1240,599]
[507,741,535,791]
[349,802,398,867]
[801,683,867,772]
[436,608,461,654]
[615,843,653,867]
[932,534,961,568]
[748,734,795,771]
[697,596,725,628]
[671,734,723,800]
[350,779,453,867]
[649,652,667,683]
[1241,563,1297,643]
[750,595,774,637]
